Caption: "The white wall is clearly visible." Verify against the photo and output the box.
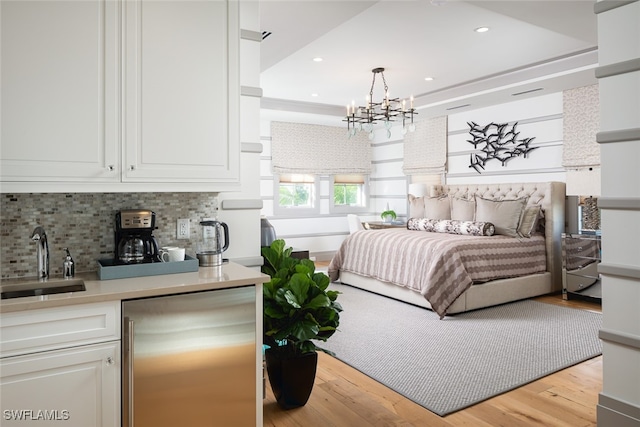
[446,92,566,185]
[216,1,262,268]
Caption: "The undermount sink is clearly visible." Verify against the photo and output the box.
[1,278,86,299]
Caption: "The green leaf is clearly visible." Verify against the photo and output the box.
[305,293,330,310]
[290,319,320,342]
[288,274,311,304]
[380,210,397,220]
[283,289,302,309]
[326,289,341,302]
[264,306,286,319]
[313,272,331,291]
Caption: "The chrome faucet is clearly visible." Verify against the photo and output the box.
[31,226,49,281]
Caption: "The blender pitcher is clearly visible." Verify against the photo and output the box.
[196,220,229,266]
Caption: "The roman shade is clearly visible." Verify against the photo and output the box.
[563,84,601,196]
[403,116,448,175]
[563,84,600,169]
[278,173,315,183]
[334,174,365,184]
[271,121,371,174]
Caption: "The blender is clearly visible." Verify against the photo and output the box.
[196,220,229,266]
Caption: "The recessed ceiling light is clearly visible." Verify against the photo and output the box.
[475,27,489,33]
[313,57,323,62]
[424,77,434,81]
[311,93,318,97]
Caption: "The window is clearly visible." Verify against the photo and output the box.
[330,174,369,213]
[275,174,319,215]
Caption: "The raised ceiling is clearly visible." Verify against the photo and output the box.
[260,0,598,120]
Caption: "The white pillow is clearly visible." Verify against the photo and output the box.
[408,195,426,218]
[450,196,475,221]
[424,196,451,220]
[475,197,528,237]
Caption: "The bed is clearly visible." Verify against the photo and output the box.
[328,182,566,317]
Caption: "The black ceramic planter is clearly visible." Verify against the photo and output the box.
[265,349,318,409]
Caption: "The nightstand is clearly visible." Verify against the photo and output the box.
[364,221,406,230]
[562,232,602,301]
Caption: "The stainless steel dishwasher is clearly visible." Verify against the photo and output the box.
[122,286,256,426]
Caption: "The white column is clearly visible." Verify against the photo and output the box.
[595,1,640,425]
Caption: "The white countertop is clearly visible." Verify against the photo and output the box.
[0,262,269,313]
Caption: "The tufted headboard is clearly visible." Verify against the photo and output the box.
[429,182,566,290]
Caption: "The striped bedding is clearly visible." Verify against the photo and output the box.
[328,228,547,318]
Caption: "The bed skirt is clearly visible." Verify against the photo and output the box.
[337,271,553,315]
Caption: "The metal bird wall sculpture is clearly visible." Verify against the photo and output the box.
[467,121,537,174]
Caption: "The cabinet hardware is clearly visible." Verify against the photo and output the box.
[129,165,135,171]
[107,165,115,171]
[106,356,114,365]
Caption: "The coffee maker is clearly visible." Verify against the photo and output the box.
[115,210,160,264]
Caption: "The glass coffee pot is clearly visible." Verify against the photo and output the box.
[196,220,229,266]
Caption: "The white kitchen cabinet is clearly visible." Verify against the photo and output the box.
[0,302,121,426]
[0,0,120,183]
[122,0,239,185]
[0,0,241,192]
[0,342,120,427]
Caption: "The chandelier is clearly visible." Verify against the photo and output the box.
[345,67,417,139]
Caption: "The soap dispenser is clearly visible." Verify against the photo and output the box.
[63,248,75,278]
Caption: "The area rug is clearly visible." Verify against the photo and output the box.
[320,283,603,416]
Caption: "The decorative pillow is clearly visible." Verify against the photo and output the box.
[475,197,528,237]
[424,196,451,220]
[408,194,426,218]
[450,196,475,221]
[518,205,542,238]
[407,218,495,236]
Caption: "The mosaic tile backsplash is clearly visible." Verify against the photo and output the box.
[1,192,219,279]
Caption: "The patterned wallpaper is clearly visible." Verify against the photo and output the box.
[1,192,219,279]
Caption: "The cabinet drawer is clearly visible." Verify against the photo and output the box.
[0,301,120,358]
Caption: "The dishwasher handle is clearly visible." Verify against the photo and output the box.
[123,317,135,427]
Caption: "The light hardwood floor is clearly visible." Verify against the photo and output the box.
[263,265,602,426]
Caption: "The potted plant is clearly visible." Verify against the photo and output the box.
[261,239,342,409]
[381,209,397,223]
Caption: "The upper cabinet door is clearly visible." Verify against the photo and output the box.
[0,0,119,182]
[122,0,240,185]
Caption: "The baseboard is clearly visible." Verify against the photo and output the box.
[310,250,335,262]
[598,393,640,427]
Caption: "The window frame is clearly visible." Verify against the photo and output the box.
[274,173,320,216]
[329,174,370,214]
